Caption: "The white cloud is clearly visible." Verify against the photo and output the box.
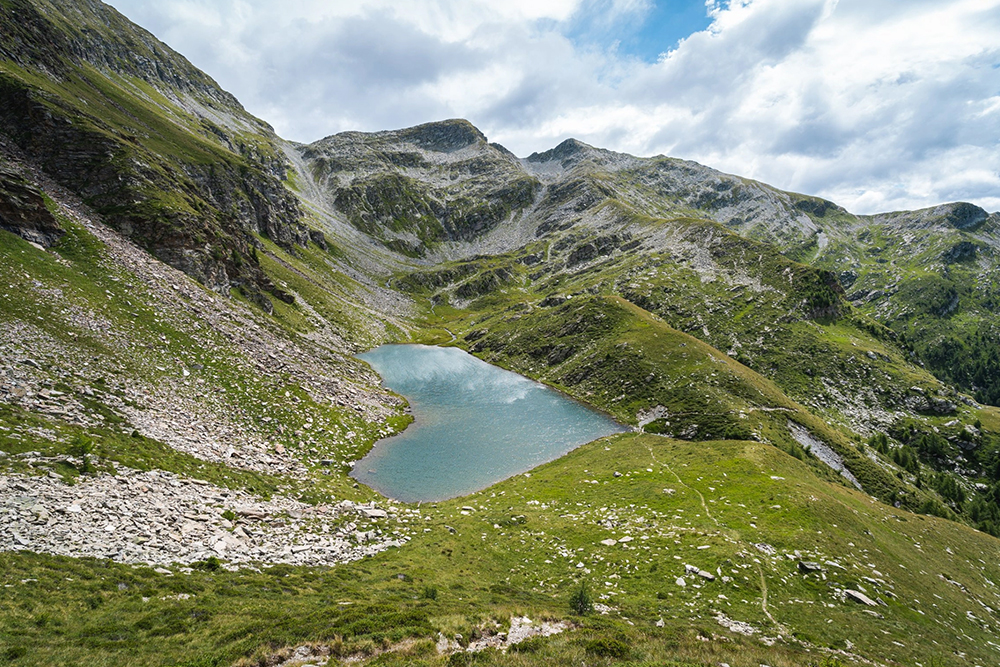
[105,0,1000,214]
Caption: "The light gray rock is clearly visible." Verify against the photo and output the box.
[845,589,878,606]
[0,468,412,569]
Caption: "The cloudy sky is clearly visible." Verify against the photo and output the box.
[105,0,1000,214]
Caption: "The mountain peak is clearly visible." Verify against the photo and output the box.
[526,138,593,164]
[939,201,989,230]
[868,201,991,231]
[396,119,487,153]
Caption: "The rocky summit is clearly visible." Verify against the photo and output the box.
[2,1,1000,666]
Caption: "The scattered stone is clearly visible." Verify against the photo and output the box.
[685,563,715,581]
[845,590,878,607]
[715,613,757,636]
[0,469,409,568]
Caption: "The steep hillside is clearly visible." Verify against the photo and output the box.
[299,125,1000,540]
[813,204,1000,406]
[299,127,1000,418]
[0,0,314,308]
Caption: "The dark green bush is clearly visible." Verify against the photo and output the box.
[569,580,593,615]
[192,556,221,572]
[584,637,630,659]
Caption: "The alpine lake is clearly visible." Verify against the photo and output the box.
[351,345,626,502]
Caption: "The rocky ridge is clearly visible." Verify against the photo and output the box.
[302,120,540,255]
[0,166,63,248]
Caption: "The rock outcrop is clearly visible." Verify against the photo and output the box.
[302,119,540,255]
[0,165,62,247]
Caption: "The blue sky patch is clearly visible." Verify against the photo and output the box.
[565,0,714,62]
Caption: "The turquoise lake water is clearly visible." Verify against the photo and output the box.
[351,345,625,502]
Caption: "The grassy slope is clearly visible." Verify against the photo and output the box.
[402,211,1000,514]
[4,434,1000,666]
[423,289,943,509]
[812,219,1000,407]
[0,5,997,666]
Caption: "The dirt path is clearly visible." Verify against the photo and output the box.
[646,440,788,633]
[756,562,779,626]
[645,442,719,527]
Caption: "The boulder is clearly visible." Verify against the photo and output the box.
[845,589,878,607]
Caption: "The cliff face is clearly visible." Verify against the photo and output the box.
[0,165,62,247]
[0,0,310,308]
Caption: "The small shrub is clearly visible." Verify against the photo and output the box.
[192,556,222,572]
[3,646,27,661]
[918,498,947,518]
[405,639,437,657]
[570,580,593,615]
[221,509,237,522]
[352,639,378,657]
[810,658,845,667]
[934,473,966,505]
[68,434,95,473]
[323,635,346,657]
[422,585,438,600]
[868,432,890,455]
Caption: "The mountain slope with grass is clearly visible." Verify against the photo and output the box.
[0,0,321,308]
[3,2,1000,667]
